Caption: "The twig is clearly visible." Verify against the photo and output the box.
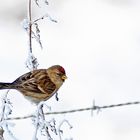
[29,0,32,53]
[0,127,4,140]
[32,102,53,140]
[25,0,39,70]
[0,90,17,140]
[33,14,57,23]
[58,120,72,140]
[33,102,45,140]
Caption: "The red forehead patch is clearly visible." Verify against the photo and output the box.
[58,66,65,74]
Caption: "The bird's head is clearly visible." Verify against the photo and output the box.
[47,65,67,87]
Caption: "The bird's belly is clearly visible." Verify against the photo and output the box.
[20,90,56,104]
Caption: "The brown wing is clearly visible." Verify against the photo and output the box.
[12,69,56,94]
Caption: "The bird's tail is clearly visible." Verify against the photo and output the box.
[0,82,14,90]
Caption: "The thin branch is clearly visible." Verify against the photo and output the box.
[33,14,57,24]
[0,127,4,140]
[29,0,32,53]
[0,90,17,140]
[58,120,72,140]
[0,90,11,121]
[6,101,140,121]
[32,102,53,140]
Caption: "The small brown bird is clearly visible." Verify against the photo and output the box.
[0,65,67,104]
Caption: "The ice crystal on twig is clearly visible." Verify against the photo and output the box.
[33,102,55,140]
[22,19,43,50]
[44,0,49,5]
[0,127,4,140]
[32,23,43,49]
[35,0,40,6]
[58,120,73,140]
[33,14,57,23]
[0,91,12,121]
[26,52,39,70]
[22,19,29,31]
[0,91,17,140]
[35,0,49,6]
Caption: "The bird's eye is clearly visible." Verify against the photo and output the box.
[56,73,61,76]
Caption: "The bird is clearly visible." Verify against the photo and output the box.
[0,65,67,104]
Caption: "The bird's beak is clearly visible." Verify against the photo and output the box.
[62,75,68,80]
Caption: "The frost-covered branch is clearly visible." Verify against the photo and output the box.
[0,127,4,140]
[22,0,57,70]
[0,91,17,140]
[32,102,58,140]
[35,0,49,6]
[58,120,73,140]
[33,14,57,23]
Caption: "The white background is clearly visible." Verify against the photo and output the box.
[0,0,140,139]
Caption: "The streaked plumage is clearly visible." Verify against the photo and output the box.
[0,65,67,104]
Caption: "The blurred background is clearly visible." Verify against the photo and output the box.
[1,0,140,139]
